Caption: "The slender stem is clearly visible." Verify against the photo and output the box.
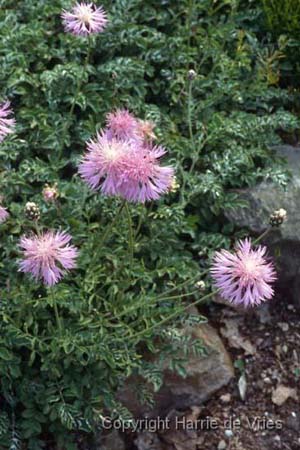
[253,228,271,245]
[33,220,42,237]
[130,289,218,342]
[125,202,134,267]
[156,268,209,300]
[89,200,126,268]
[181,78,196,199]
[57,38,92,161]
[51,289,63,336]
[100,200,126,248]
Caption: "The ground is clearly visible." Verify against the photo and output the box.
[126,295,300,450]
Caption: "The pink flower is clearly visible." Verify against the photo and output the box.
[19,231,78,286]
[118,144,174,203]
[78,133,130,195]
[210,239,276,307]
[0,206,9,223]
[61,2,108,36]
[106,109,140,141]
[0,101,15,142]
[78,132,174,202]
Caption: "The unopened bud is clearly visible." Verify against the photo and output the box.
[269,208,287,227]
[188,69,197,80]
[25,202,40,221]
[137,120,156,141]
[169,176,180,193]
[43,184,59,203]
[195,280,206,291]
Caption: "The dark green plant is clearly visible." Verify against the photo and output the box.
[0,0,298,449]
[262,0,300,36]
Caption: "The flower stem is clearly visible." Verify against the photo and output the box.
[57,37,92,161]
[124,202,134,267]
[156,268,209,300]
[88,200,126,270]
[253,228,271,245]
[130,289,218,342]
[181,77,196,199]
[51,290,63,336]
[99,200,126,248]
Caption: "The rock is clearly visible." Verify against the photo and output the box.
[278,322,289,332]
[220,318,256,355]
[118,323,234,418]
[272,385,298,406]
[238,374,247,401]
[220,393,231,403]
[224,429,233,438]
[99,430,126,450]
[218,440,227,450]
[225,145,300,307]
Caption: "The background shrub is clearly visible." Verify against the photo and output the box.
[0,0,298,448]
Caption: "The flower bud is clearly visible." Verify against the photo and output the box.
[25,202,40,221]
[137,120,156,141]
[188,69,197,80]
[269,208,287,227]
[195,280,206,291]
[43,184,59,203]
[169,176,180,193]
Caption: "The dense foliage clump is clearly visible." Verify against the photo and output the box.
[0,0,298,448]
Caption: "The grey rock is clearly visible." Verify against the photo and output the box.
[218,440,227,450]
[118,323,234,418]
[225,145,300,307]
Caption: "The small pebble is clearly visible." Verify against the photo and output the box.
[282,345,288,353]
[225,429,233,438]
[220,393,231,403]
[218,440,227,450]
[263,377,272,384]
[278,322,289,332]
[274,435,281,442]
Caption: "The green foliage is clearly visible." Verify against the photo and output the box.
[262,0,300,36]
[0,0,298,448]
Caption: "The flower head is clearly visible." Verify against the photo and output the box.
[106,109,139,141]
[24,202,40,221]
[210,239,276,307]
[61,2,108,36]
[43,184,59,203]
[117,144,174,203]
[269,208,287,227]
[0,206,9,223]
[19,231,78,286]
[137,120,156,142]
[0,101,15,142]
[78,132,129,195]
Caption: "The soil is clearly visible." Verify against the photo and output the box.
[126,296,300,450]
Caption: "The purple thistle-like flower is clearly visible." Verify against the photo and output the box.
[19,230,78,286]
[0,206,9,223]
[0,101,15,142]
[78,131,174,203]
[210,238,276,307]
[61,2,108,36]
[118,144,174,203]
[78,132,130,195]
[106,109,140,141]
